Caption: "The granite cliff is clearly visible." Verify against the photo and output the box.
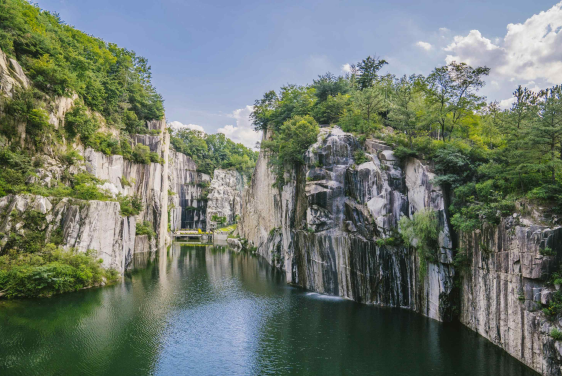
[238,125,562,375]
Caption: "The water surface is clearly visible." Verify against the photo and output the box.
[0,245,538,376]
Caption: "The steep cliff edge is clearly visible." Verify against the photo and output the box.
[460,218,562,375]
[239,126,455,321]
[239,125,562,375]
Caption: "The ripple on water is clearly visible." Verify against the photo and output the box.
[0,245,540,376]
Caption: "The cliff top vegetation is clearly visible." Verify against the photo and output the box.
[252,55,562,232]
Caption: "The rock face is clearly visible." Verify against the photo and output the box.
[238,126,454,321]
[168,149,210,231]
[460,218,562,376]
[239,125,562,375]
[0,195,135,272]
[206,169,245,230]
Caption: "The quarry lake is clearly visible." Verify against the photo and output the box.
[0,245,537,376]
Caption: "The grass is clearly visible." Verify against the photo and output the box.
[215,224,237,234]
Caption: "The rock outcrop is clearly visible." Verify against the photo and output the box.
[239,126,454,321]
[460,218,562,375]
[206,169,245,230]
[168,149,210,232]
[0,195,135,272]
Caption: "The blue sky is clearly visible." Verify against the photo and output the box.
[35,0,562,147]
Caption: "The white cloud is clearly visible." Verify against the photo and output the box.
[498,97,516,110]
[444,2,562,84]
[341,63,352,74]
[416,41,432,51]
[218,105,262,149]
[168,121,205,133]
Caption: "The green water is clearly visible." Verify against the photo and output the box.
[0,245,538,376]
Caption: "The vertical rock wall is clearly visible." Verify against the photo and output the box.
[167,149,210,231]
[206,169,245,230]
[238,126,454,321]
[460,219,562,375]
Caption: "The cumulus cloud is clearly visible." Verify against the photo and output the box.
[341,63,352,74]
[218,105,262,149]
[444,2,562,84]
[416,41,432,51]
[498,97,516,110]
[168,121,205,133]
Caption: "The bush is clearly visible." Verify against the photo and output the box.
[353,149,370,165]
[0,244,119,298]
[119,195,143,216]
[64,105,99,142]
[61,150,84,166]
[399,209,439,278]
[136,221,156,240]
[131,144,151,164]
[551,328,562,341]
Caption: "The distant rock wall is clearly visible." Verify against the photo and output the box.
[206,169,245,230]
[167,149,210,232]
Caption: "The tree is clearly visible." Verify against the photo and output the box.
[312,72,350,102]
[353,85,386,133]
[262,115,319,187]
[356,55,388,90]
[387,74,421,146]
[312,93,350,125]
[526,86,562,183]
[425,62,490,141]
[510,85,538,130]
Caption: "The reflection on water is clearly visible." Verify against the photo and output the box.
[0,244,538,376]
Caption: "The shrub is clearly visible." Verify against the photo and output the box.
[136,221,156,240]
[64,105,99,142]
[541,247,556,256]
[119,195,143,216]
[131,144,151,164]
[85,133,122,155]
[353,149,370,165]
[0,244,119,298]
[399,209,439,279]
[551,328,562,341]
[61,150,84,166]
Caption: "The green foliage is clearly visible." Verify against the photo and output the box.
[119,195,143,216]
[355,55,388,90]
[399,209,439,279]
[64,105,99,142]
[262,115,320,187]
[0,88,54,148]
[170,129,258,177]
[136,221,156,240]
[131,144,151,164]
[0,0,164,126]
[0,244,119,298]
[541,247,556,257]
[551,328,562,341]
[61,149,84,166]
[353,149,370,165]
[211,214,227,226]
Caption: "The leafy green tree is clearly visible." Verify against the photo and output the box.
[312,72,350,102]
[262,115,319,187]
[424,62,490,140]
[312,93,350,125]
[525,86,562,183]
[356,55,388,90]
[387,75,421,146]
[353,85,386,133]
